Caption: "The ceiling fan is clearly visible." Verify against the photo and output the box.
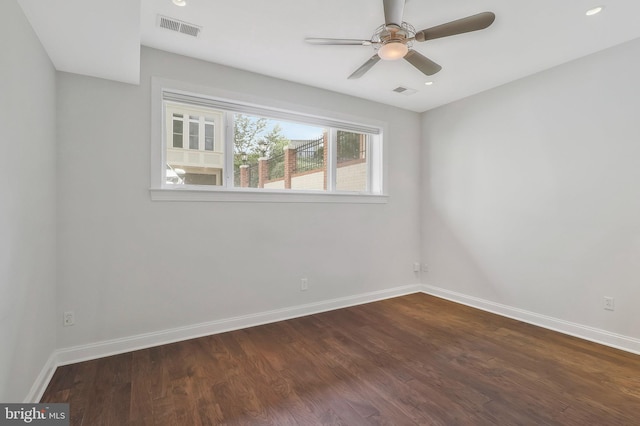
[305,0,495,79]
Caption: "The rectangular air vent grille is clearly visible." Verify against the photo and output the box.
[158,15,201,38]
[392,86,418,96]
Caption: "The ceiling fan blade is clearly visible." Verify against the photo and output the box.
[414,12,496,42]
[348,55,381,79]
[383,0,405,26]
[305,38,372,46]
[404,50,442,76]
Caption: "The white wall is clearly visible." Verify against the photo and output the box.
[0,0,57,402]
[56,47,422,349]
[422,38,640,341]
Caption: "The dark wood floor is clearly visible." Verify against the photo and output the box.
[42,293,640,425]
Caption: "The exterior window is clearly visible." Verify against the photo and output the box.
[165,103,224,186]
[172,114,183,148]
[157,89,384,198]
[205,120,214,151]
[188,118,199,150]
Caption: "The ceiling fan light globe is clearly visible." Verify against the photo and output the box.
[378,42,408,60]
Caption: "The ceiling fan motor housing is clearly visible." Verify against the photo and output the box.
[373,23,415,46]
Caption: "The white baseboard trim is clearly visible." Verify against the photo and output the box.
[24,352,58,403]
[30,282,639,402]
[54,284,423,367]
[421,284,640,356]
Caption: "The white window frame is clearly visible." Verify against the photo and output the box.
[150,77,388,203]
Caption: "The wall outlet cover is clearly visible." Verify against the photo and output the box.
[604,297,614,311]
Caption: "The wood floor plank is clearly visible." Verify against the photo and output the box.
[129,350,156,425]
[41,293,640,425]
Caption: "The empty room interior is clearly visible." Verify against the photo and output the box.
[2,0,640,424]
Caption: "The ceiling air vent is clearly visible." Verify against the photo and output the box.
[158,15,202,38]
[392,86,418,96]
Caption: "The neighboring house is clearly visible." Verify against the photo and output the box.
[165,102,225,185]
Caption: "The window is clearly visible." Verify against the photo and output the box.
[165,103,224,186]
[152,84,386,202]
[172,114,183,148]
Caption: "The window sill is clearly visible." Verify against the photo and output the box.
[149,187,388,204]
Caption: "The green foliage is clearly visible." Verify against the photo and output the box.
[234,114,268,156]
[268,161,285,180]
[263,124,290,158]
[337,131,362,161]
[233,116,290,173]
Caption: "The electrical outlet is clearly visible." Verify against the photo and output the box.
[63,311,75,326]
[422,264,429,272]
[413,262,420,272]
[301,278,308,291]
[603,297,614,311]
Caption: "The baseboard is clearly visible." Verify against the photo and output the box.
[421,284,640,356]
[32,282,639,402]
[54,284,423,367]
[24,352,57,403]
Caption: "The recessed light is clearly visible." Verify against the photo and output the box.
[586,6,603,16]
[425,81,434,86]
[172,0,187,6]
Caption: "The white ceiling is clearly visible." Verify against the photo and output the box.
[18,0,140,84]
[17,0,640,112]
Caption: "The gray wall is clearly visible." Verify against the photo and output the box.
[0,0,57,402]
[56,47,422,348]
[421,37,640,340]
